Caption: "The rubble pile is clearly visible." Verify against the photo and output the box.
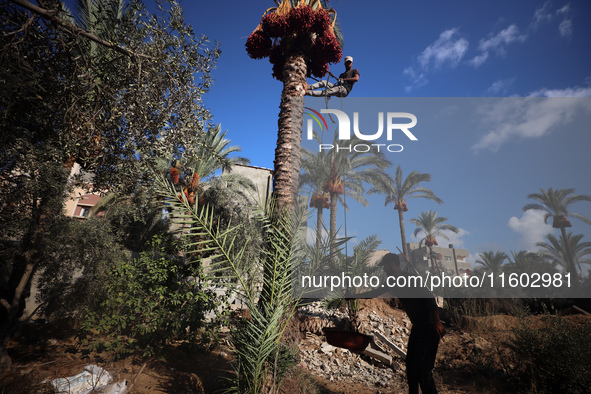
[297,302,412,388]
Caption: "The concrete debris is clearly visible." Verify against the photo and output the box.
[297,302,410,388]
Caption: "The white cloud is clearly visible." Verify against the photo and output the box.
[557,4,572,15]
[469,52,489,68]
[532,1,553,28]
[528,86,591,97]
[305,225,329,246]
[403,67,428,92]
[470,25,526,68]
[403,28,468,90]
[442,228,470,249]
[556,4,573,37]
[486,78,516,95]
[417,28,469,70]
[531,2,574,38]
[508,210,555,251]
[471,92,591,152]
[479,25,526,53]
[558,19,573,37]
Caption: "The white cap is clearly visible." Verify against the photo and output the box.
[344,56,353,63]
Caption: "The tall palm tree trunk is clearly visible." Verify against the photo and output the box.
[398,209,408,260]
[428,245,442,275]
[560,227,579,283]
[316,206,323,250]
[274,54,306,210]
[329,191,338,255]
[261,53,307,306]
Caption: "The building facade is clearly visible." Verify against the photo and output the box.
[406,242,470,275]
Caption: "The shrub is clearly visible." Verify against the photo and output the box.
[507,314,591,393]
[81,236,224,357]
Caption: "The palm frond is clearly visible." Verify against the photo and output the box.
[524,187,591,225]
[155,168,305,392]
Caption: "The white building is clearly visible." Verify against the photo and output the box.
[406,242,470,275]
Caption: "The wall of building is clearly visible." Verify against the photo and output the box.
[407,242,471,275]
[224,164,273,207]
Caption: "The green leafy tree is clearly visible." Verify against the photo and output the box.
[524,188,591,278]
[71,0,130,64]
[410,210,458,272]
[35,217,129,322]
[509,315,591,393]
[183,124,251,180]
[0,0,219,368]
[81,236,220,357]
[377,166,442,261]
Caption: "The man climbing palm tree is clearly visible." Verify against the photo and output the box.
[306,56,359,97]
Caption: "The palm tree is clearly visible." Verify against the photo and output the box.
[506,250,557,275]
[377,166,442,260]
[536,233,591,276]
[474,251,508,277]
[72,0,129,64]
[246,0,343,209]
[410,210,458,272]
[163,124,254,207]
[323,132,392,255]
[323,234,382,331]
[300,145,331,250]
[185,124,251,181]
[524,188,591,278]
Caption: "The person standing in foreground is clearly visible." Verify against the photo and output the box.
[369,253,446,394]
[306,55,359,97]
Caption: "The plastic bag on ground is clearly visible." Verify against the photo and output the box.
[48,364,127,394]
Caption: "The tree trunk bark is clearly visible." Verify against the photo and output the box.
[0,162,71,370]
[260,52,307,307]
[560,227,579,285]
[274,53,307,211]
[0,260,35,370]
[315,206,323,250]
[329,191,338,256]
[398,208,408,260]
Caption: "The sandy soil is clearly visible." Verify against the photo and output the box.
[2,299,590,393]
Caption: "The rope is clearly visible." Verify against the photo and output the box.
[343,187,348,258]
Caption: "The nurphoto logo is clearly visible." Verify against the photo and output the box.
[304,108,418,153]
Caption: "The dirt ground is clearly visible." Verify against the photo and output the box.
[2,299,590,393]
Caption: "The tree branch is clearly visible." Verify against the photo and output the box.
[0,299,10,312]
[8,0,155,60]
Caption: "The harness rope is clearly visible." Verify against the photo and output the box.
[308,68,347,255]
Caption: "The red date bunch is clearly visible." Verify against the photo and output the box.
[246,3,342,80]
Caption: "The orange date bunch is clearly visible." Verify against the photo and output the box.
[168,159,201,207]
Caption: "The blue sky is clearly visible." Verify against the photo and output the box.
[185,0,591,266]
[65,0,591,266]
